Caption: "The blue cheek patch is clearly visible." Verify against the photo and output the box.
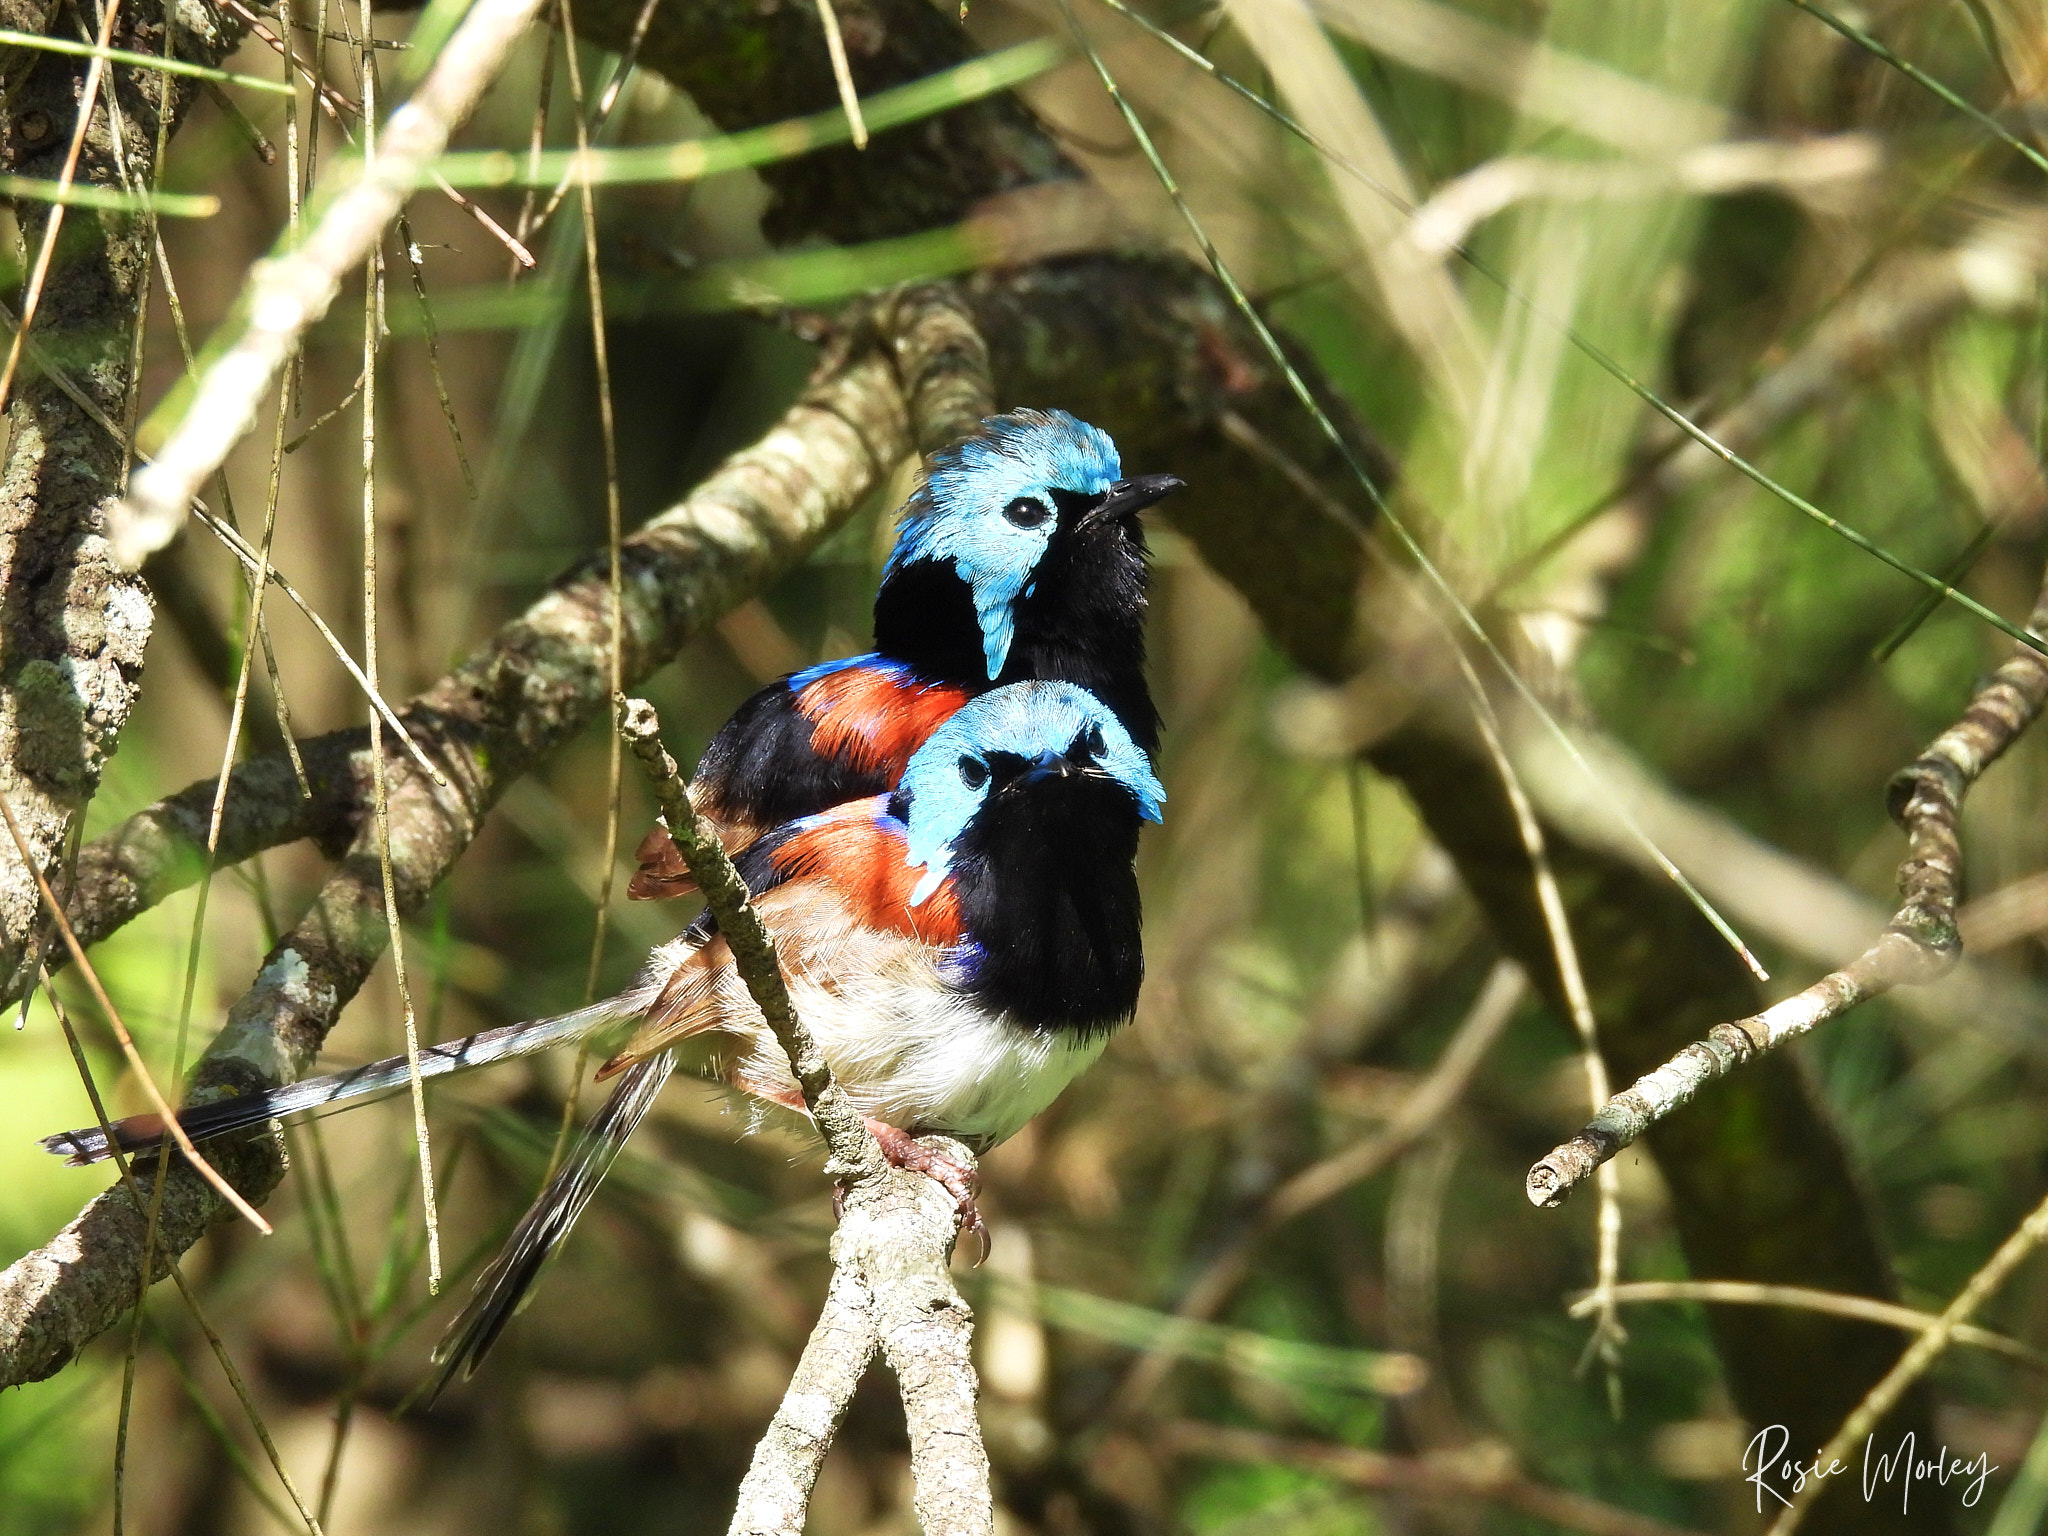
[913,513,1055,680]
[974,572,1025,679]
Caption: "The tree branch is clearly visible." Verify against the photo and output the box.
[32,259,1364,992]
[0,317,922,1386]
[1527,561,2048,1207]
[0,0,248,989]
[0,273,1004,1382]
[619,692,991,1535]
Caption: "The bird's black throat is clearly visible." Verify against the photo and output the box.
[871,501,1158,753]
[942,772,1145,1036]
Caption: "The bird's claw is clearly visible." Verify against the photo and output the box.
[861,1120,989,1263]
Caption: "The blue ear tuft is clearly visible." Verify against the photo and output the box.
[978,595,1018,680]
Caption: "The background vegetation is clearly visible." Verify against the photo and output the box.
[3,0,2048,1532]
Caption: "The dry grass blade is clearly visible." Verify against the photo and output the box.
[124,0,553,545]
[1785,0,2048,180]
[813,0,867,149]
[1307,0,1729,153]
[360,2,443,1294]
[1768,1187,2048,1535]
[0,795,271,1234]
[1452,650,1625,1384]
[1059,1,1771,979]
[1572,1281,2048,1369]
[1095,0,2048,665]
[1223,0,1479,418]
[192,507,450,787]
[558,0,627,1025]
[44,986,322,1533]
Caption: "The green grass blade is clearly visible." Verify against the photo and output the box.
[1872,521,1999,662]
[1093,0,2048,664]
[0,29,295,94]
[426,38,1065,189]
[1006,1278,1424,1395]
[1785,0,2048,180]
[0,172,217,216]
[383,225,980,333]
[1061,0,1770,980]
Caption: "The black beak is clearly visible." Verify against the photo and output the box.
[1085,472,1185,526]
[1020,748,1076,786]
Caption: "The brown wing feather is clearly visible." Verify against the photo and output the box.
[626,807,765,902]
[593,879,882,1081]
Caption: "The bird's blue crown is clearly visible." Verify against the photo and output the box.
[884,409,1123,681]
[898,680,1164,905]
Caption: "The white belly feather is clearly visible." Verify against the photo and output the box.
[725,971,1107,1147]
[623,893,1115,1148]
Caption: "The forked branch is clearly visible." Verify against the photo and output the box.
[616,697,992,1536]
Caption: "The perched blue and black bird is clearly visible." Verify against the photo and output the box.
[627,407,1181,896]
[48,682,1165,1389]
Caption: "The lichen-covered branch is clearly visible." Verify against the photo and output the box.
[0,4,1951,1509]
[35,259,1362,987]
[0,0,249,988]
[616,695,881,1181]
[727,1270,879,1535]
[1526,565,2048,1208]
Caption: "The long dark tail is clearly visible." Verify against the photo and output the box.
[39,999,635,1166]
[421,1052,678,1402]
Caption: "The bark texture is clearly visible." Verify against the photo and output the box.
[0,0,247,986]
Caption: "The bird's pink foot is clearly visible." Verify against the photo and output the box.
[864,1119,988,1261]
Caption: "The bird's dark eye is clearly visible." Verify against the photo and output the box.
[958,755,990,789]
[1082,722,1107,759]
[1002,496,1051,529]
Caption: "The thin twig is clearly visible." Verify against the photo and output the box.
[612,697,877,1173]
[1571,1281,2048,1370]
[282,370,366,451]
[1768,1186,2048,1536]
[616,698,994,1536]
[1528,566,2048,1206]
